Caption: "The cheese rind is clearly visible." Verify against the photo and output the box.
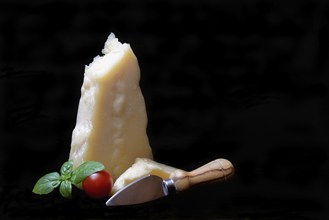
[69,33,153,181]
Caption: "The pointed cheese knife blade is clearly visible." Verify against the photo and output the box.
[106,175,175,206]
[106,158,234,206]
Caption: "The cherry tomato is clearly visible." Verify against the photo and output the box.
[82,170,113,199]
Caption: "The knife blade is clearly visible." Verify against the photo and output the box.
[106,158,234,206]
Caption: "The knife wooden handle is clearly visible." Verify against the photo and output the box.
[171,159,234,192]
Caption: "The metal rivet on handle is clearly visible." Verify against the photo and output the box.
[162,179,176,195]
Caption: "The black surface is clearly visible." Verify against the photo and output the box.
[1,0,329,219]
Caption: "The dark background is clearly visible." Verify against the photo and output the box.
[1,0,328,219]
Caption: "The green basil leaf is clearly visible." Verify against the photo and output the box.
[60,160,73,177]
[32,172,60,195]
[59,180,72,198]
[71,161,104,184]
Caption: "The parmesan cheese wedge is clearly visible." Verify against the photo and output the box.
[69,33,153,181]
[112,158,183,194]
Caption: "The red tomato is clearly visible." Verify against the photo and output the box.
[82,170,113,199]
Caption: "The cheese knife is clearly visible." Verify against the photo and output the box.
[106,158,234,206]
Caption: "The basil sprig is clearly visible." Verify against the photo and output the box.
[32,160,104,198]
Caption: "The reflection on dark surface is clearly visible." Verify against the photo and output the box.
[1,0,328,219]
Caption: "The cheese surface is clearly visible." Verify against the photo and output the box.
[69,33,153,181]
